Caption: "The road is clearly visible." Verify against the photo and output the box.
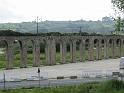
[0,78,112,89]
[0,58,120,89]
[0,58,120,81]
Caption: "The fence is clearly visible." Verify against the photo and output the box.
[0,70,117,89]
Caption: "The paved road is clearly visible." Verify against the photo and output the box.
[0,78,112,89]
[0,58,120,89]
[0,58,120,81]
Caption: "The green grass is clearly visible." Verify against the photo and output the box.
[95,79,124,93]
[0,54,6,68]
[0,82,99,93]
[0,80,124,93]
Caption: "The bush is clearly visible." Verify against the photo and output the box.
[57,76,64,79]
[96,79,124,93]
[70,76,77,79]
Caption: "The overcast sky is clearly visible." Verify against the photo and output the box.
[0,0,114,23]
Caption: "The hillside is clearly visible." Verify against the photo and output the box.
[0,17,114,34]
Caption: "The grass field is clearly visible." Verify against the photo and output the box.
[0,80,124,93]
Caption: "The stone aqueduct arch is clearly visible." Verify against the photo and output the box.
[0,35,124,69]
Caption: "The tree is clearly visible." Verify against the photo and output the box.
[111,0,124,13]
[111,0,124,35]
[111,17,124,35]
[114,17,121,35]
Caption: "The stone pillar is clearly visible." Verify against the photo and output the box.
[96,41,99,60]
[79,40,85,62]
[51,39,56,65]
[104,39,109,59]
[70,42,72,60]
[79,41,83,62]
[96,40,101,60]
[45,39,56,65]
[82,40,85,61]
[33,40,40,67]
[88,40,94,61]
[20,41,27,68]
[6,41,14,69]
[112,40,116,58]
[98,40,102,60]
[70,41,76,63]
[45,40,51,65]
[120,39,123,57]
[60,41,66,64]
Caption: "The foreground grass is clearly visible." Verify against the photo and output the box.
[0,83,99,93]
[95,79,124,93]
[0,80,124,93]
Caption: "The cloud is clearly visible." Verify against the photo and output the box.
[0,0,114,23]
[0,0,26,23]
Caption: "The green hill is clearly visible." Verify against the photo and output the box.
[0,17,114,34]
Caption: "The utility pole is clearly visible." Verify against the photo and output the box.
[3,71,5,89]
[36,16,39,36]
[79,26,82,35]
[36,16,42,36]
[37,68,40,87]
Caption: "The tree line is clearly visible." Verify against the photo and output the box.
[0,30,103,36]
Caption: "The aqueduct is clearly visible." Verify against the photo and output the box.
[0,35,124,69]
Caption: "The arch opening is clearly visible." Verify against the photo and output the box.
[27,40,33,66]
[13,40,22,68]
[76,40,81,62]
[66,42,71,63]
[85,39,89,60]
[0,40,8,68]
[101,39,105,59]
[55,42,61,64]
[116,39,121,57]
[40,41,46,65]
[108,39,113,58]
[93,39,99,60]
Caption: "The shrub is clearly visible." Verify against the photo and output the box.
[57,76,64,79]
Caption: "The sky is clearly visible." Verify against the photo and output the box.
[0,0,114,23]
